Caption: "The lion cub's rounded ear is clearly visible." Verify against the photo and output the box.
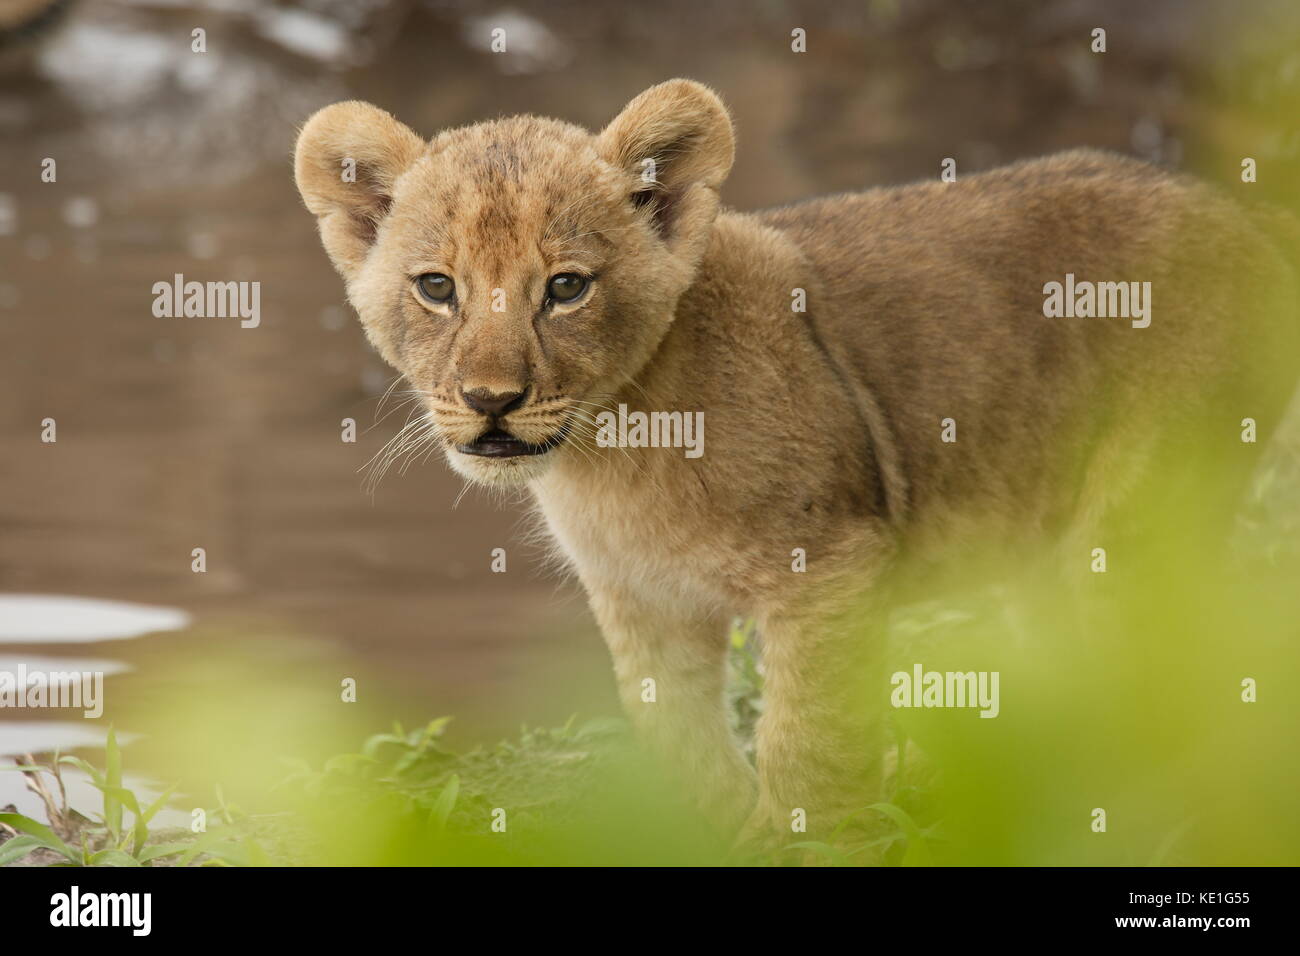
[598,80,735,256]
[294,101,426,277]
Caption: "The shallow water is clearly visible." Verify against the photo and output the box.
[0,594,188,643]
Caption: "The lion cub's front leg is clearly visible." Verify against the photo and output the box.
[587,587,757,834]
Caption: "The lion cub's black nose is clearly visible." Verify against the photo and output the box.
[461,386,527,417]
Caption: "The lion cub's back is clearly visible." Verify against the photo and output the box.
[757,149,1298,520]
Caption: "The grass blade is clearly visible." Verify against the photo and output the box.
[0,835,48,865]
[104,728,123,842]
[0,813,79,863]
[428,774,460,831]
[89,849,143,867]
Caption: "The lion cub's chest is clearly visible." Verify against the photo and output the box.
[531,460,724,608]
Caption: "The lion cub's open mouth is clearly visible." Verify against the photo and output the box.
[456,427,567,458]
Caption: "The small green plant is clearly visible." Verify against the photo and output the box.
[727,617,764,757]
[0,728,267,867]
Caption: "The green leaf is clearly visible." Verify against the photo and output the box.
[136,842,192,863]
[177,836,214,867]
[95,784,142,815]
[428,774,460,831]
[176,832,240,867]
[58,756,105,787]
[183,838,248,867]
[141,783,179,826]
[0,813,78,863]
[0,835,48,865]
[89,849,142,867]
[424,716,452,737]
[91,783,152,857]
[844,832,907,857]
[867,802,933,866]
[104,727,123,842]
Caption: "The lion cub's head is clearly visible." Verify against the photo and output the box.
[294,80,733,487]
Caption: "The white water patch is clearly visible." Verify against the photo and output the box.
[0,595,190,645]
[0,722,132,759]
[253,7,350,62]
[0,656,131,678]
[38,22,186,110]
[462,9,572,74]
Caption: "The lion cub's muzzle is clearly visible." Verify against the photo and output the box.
[455,385,571,458]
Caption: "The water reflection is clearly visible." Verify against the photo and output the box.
[0,594,189,644]
[0,595,188,821]
[0,720,130,757]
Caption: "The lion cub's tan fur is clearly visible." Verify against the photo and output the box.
[296,80,1299,841]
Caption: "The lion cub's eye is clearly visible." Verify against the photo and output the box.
[416,273,455,304]
[547,273,588,303]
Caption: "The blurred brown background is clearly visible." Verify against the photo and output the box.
[1,0,1297,771]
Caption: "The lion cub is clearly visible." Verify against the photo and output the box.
[295,80,1298,844]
